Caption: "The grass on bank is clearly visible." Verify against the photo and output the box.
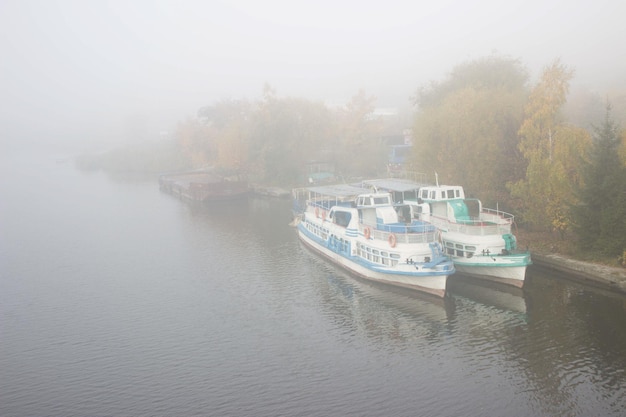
[516,227,626,268]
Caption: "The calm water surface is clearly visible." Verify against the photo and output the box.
[1,152,625,416]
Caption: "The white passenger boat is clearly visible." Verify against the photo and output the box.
[292,184,455,298]
[416,185,531,287]
[361,179,532,288]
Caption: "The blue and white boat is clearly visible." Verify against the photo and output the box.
[292,184,455,298]
[361,179,532,288]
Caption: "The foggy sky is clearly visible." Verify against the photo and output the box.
[1,0,625,151]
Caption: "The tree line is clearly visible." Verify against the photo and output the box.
[411,56,626,261]
[179,57,626,261]
[81,55,626,261]
[175,84,398,184]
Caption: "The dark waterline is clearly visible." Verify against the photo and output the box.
[1,152,625,417]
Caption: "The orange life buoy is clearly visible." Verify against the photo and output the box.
[315,207,320,218]
[321,210,326,220]
[388,233,397,248]
[364,227,371,239]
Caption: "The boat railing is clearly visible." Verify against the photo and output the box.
[481,208,515,223]
[308,199,353,211]
[359,222,435,244]
[428,214,512,235]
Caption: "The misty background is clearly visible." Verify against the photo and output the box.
[1,0,624,153]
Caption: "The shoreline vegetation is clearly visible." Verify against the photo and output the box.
[73,56,626,295]
[514,228,626,295]
[75,149,626,296]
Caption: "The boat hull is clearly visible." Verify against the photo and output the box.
[437,228,531,288]
[451,253,531,288]
[297,226,449,298]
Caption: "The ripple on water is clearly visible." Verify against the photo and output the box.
[2,159,626,416]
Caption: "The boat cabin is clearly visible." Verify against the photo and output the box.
[419,185,465,202]
[354,193,396,228]
[416,185,483,224]
[355,193,393,207]
[353,192,433,234]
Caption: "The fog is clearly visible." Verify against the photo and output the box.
[1,0,624,152]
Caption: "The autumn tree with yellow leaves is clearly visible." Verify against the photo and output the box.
[175,117,213,168]
[508,60,591,236]
[199,99,253,174]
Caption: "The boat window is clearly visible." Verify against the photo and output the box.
[455,189,460,198]
[334,211,351,227]
[405,190,417,200]
[374,196,389,205]
[447,190,455,199]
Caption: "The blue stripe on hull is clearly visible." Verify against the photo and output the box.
[297,223,452,278]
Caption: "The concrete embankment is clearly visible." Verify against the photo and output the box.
[532,253,626,295]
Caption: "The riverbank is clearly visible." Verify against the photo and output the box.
[91,162,626,296]
[531,253,626,294]
[265,185,626,295]
[516,228,626,295]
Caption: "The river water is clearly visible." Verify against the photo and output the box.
[1,152,625,417]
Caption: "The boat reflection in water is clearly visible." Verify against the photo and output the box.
[448,274,528,316]
[314,262,529,343]
[314,263,456,346]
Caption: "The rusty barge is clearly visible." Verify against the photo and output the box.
[159,171,250,202]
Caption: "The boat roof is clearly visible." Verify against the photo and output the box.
[420,184,465,191]
[304,183,370,198]
[361,178,429,193]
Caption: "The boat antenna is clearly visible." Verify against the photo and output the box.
[435,172,439,187]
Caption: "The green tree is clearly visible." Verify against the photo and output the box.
[620,129,626,165]
[335,89,386,178]
[249,85,334,184]
[571,104,626,257]
[412,55,528,205]
[416,54,529,108]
